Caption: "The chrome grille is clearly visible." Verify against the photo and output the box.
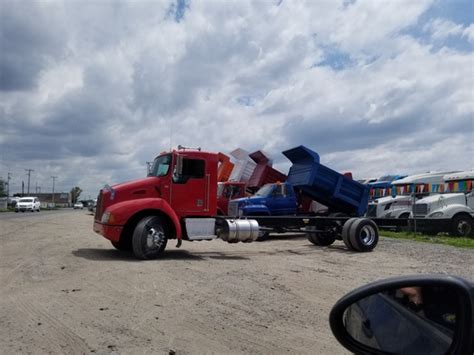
[94,192,103,221]
[366,204,377,217]
[413,204,428,216]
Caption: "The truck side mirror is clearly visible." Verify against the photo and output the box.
[329,275,474,355]
[175,155,184,176]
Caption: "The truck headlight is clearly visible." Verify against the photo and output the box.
[101,211,111,224]
[429,211,444,218]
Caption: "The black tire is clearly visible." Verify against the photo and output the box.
[132,216,168,260]
[451,214,473,237]
[307,228,336,246]
[341,217,358,250]
[349,218,379,252]
[111,240,132,251]
[256,231,270,242]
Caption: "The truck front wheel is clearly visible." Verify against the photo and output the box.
[256,231,270,242]
[111,240,132,251]
[451,215,473,237]
[132,216,168,260]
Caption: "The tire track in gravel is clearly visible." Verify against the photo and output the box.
[1,260,36,290]
[11,297,91,354]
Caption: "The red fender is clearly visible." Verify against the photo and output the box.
[106,198,182,239]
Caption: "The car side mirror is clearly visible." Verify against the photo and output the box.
[329,275,474,355]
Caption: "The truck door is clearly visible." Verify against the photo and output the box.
[266,184,297,215]
[466,191,474,210]
[170,156,209,215]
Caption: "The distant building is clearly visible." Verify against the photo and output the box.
[23,193,71,208]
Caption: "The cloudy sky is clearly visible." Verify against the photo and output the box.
[1,0,473,199]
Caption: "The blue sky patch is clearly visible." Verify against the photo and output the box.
[403,0,473,53]
[314,45,354,71]
[167,0,189,23]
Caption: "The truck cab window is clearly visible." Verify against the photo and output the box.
[173,158,205,184]
[149,154,171,177]
[273,184,285,197]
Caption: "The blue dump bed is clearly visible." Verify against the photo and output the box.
[283,146,369,216]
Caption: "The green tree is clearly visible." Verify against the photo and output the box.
[70,186,82,204]
[0,178,6,197]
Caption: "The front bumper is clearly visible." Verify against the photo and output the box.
[93,221,123,242]
[16,207,34,211]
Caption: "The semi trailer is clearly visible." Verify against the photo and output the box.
[93,146,385,259]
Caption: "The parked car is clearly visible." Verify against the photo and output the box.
[88,199,97,213]
[15,197,41,212]
[73,202,84,209]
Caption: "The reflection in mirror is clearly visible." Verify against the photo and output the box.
[343,285,458,355]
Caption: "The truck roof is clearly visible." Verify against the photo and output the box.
[393,171,459,185]
[444,170,474,182]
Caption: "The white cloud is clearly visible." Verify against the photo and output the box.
[0,0,473,199]
[462,23,474,43]
[424,18,473,42]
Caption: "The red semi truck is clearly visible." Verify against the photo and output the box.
[94,146,382,259]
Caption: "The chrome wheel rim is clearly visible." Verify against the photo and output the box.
[457,221,471,235]
[360,225,376,245]
[146,225,165,249]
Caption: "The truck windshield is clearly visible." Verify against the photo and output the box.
[255,184,274,197]
[149,154,171,177]
[378,175,397,182]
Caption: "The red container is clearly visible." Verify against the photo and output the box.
[247,151,287,192]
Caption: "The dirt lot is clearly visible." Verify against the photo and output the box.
[1,210,473,354]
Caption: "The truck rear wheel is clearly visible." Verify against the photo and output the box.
[348,218,379,252]
[451,215,473,237]
[341,218,358,250]
[132,216,168,260]
[307,226,336,246]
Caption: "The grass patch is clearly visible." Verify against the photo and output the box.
[380,230,474,249]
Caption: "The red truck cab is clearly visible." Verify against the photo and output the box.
[216,181,246,215]
[94,148,218,256]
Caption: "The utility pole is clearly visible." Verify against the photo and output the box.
[25,169,34,194]
[51,176,57,206]
[7,172,12,199]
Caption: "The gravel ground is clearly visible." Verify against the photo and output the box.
[1,210,473,354]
